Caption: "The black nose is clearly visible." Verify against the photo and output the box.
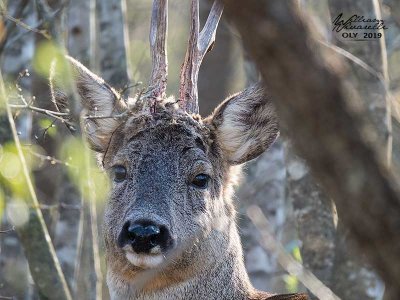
[117,220,172,254]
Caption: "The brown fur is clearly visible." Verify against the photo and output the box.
[54,56,307,300]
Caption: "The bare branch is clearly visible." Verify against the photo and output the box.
[247,205,340,300]
[149,0,168,99]
[8,104,70,117]
[82,111,128,120]
[179,0,223,114]
[0,9,51,39]
[25,147,75,168]
[8,103,75,129]
[0,0,29,52]
[0,227,15,234]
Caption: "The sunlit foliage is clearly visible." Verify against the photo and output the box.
[59,137,110,204]
[283,245,303,292]
[33,41,69,84]
[0,186,4,223]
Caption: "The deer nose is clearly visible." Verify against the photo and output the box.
[130,223,160,240]
[117,220,172,254]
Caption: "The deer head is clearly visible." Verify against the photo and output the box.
[53,1,307,299]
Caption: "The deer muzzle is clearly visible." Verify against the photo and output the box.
[117,219,173,255]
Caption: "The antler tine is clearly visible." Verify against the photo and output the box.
[179,0,223,114]
[179,0,200,113]
[199,0,224,57]
[149,0,168,100]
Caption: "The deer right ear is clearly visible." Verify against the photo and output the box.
[52,56,127,152]
[207,84,279,165]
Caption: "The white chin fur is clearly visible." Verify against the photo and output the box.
[126,252,164,269]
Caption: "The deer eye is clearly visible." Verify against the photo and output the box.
[191,174,210,189]
[112,165,127,182]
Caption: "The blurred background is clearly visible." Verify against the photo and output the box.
[0,0,399,299]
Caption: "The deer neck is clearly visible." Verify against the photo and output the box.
[108,221,256,300]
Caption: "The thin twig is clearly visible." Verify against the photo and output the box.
[119,82,142,99]
[1,69,72,300]
[8,103,75,127]
[34,203,81,210]
[0,0,29,52]
[0,226,15,234]
[84,147,103,299]
[25,147,75,168]
[40,118,57,140]
[83,111,128,120]
[319,40,392,167]
[0,10,50,39]
[0,295,15,300]
[8,104,70,116]
[72,201,85,294]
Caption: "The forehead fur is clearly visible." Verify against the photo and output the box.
[102,101,211,165]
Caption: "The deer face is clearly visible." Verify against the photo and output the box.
[52,0,279,290]
[102,109,220,272]
[104,103,216,268]
[54,57,278,285]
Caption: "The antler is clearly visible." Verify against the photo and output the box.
[149,0,168,99]
[179,0,224,114]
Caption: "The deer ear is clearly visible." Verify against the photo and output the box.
[53,56,127,152]
[207,84,279,165]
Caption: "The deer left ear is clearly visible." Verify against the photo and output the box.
[207,84,279,165]
[52,56,128,152]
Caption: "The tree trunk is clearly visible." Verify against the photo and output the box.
[96,0,130,89]
[223,0,400,298]
[66,0,103,298]
[328,0,390,164]
[285,144,336,298]
[327,2,388,298]
[283,4,337,289]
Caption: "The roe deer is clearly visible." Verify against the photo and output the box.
[54,0,308,299]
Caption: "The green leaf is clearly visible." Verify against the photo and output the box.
[284,275,299,293]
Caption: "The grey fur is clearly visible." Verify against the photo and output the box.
[55,56,307,300]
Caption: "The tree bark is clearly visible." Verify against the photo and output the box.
[328,0,390,165]
[223,0,400,298]
[96,0,130,89]
[327,2,387,299]
[285,144,336,298]
[283,4,337,289]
